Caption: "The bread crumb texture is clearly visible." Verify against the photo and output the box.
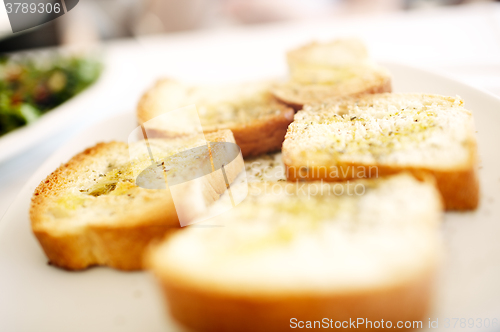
[138,79,290,130]
[31,130,232,231]
[284,93,475,168]
[244,153,286,182]
[150,174,442,296]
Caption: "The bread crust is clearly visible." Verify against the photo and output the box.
[30,131,243,271]
[283,162,479,211]
[34,224,178,271]
[137,79,295,158]
[271,75,392,111]
[153,268,435,332]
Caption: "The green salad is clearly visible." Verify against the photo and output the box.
[0,54,102,136]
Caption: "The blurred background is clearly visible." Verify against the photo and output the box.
[0,0,497,52]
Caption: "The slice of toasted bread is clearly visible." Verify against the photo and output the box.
[30,130,243,271]
[271,39,392,110]
[137,79,295,157]
[282,93,479,210]
[147,174,443,332]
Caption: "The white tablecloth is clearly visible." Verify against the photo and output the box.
[1,2,500,219]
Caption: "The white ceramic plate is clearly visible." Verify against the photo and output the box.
[0,62,499,332]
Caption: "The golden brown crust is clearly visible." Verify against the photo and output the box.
[34,224,178,271]
[271,75,392,111]
[283,161,479,211]
[227,105,294,157]
[30,131,242,271]
[154,269,435,332]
